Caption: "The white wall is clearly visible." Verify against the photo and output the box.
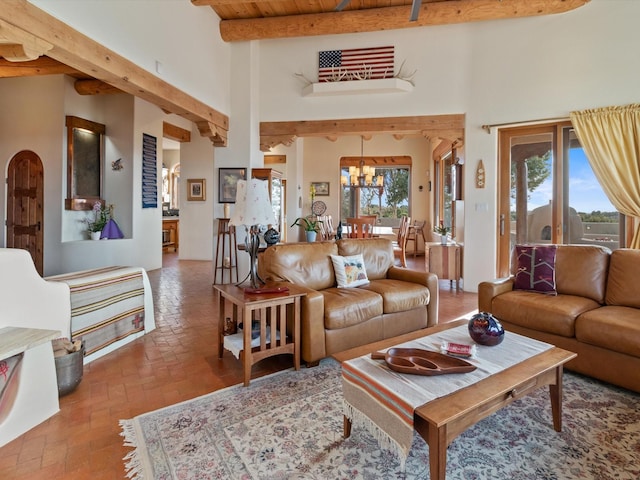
[30,0,230,115]
[257,0,640,290]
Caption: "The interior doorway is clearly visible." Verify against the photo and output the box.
[7,150,44,275]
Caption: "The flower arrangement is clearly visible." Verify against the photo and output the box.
[433,221,450,236]
[86,201,109,233]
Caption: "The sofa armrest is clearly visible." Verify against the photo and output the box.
[478,277,514,313]
[387,267,439,327]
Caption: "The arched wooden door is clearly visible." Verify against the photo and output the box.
[7,150,44,275]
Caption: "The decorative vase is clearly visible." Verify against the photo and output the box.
[264,227,280,246]
[90,231,101,240]
[336,220,343,240]
[468,312,505,346]
[305,231,317,242]
[440,235,448,245]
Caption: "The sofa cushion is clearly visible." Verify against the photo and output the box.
[330,254,369,288]
[321,288,383,330]
[513,245,557,294]
[259,241,338,291]
[492,290,600,337]
[576,305,640,357]
[360,279,430,314]
[605,249,640,308]
[554,245,610,303]
[337,238,393,280]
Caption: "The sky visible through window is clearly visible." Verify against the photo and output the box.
[527,148,616,214]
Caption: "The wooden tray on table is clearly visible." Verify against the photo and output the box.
[371,347,476,376]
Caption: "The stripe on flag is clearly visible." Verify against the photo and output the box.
[318,46,394,82]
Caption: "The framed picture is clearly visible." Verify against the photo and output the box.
[312,181,330,196]
[218,168,247,203]
[187,179,206,201]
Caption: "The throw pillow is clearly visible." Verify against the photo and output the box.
[330,254,369,288]
[513,245,557,294]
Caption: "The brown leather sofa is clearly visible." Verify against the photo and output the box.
[479,245,640,393]
[259,238,439,364]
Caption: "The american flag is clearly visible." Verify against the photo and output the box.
[318,46,394,82]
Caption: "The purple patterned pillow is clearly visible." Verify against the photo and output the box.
[513,245,557,294]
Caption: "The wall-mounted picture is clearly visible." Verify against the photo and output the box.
[219,168,247,203]
[311,181,330,196]
[187,179,206,201]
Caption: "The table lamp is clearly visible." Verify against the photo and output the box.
[229,179,276,291]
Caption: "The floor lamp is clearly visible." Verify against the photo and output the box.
[229,179,276,291]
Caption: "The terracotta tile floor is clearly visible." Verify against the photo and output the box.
[0,252,478,479]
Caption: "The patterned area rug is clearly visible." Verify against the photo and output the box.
[121,359,640,479]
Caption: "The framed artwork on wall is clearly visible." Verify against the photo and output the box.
[187,179,206,201]
[219,168,247,203]
[311,181,330,196]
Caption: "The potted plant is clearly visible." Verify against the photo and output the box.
[434,221,450,245]
[86,201,109,240]
[291,217,322,242]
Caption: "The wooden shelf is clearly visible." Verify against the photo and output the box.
[302,78,413,97]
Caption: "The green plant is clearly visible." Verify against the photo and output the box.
[433,221,450,236]
[291,217,322,232]
[86,201,109,233]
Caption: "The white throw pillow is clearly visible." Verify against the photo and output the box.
[330,254,369,288]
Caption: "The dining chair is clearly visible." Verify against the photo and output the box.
[393,216,411,267]
[358,215,378,237]
[316,215,334,241]
[406,220,426,257]
[346,217,372,238]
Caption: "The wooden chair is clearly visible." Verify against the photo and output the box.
[406,220,426,257]
[393,216,411,267]
[359,215,378,237]
[346,217,373,238]
[316,215,334,241]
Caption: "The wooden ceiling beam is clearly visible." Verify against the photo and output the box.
[261,114,464,138]
[163,122,192,143]
[219,0,589,41]
[260,114,465,151]
[0,17,52,60]
[74,79,123,95]
[0,0,229,146]
[0,56,80,77]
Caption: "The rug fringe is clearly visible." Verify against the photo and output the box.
[343,400,408,472]
[120,419,144,479]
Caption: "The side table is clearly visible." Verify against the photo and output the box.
[214,284,306,386]
[425,242,462,290]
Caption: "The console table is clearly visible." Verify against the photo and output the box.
[425,242,462,290]
[215,284,306,386]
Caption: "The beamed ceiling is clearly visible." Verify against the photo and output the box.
[0,0,590,149]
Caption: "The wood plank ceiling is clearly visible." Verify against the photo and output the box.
[0,0,590,149]
[193,0,590,41]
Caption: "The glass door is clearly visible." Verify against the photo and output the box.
[497,122,621,277]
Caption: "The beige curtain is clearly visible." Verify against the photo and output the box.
[570,104,640,248]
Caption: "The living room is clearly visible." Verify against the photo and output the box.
[1,0,639,478]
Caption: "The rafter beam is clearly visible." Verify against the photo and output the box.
[0,0,228,145]
[0,18,52,60]
[74,79,123,95]
[219,0,589,41]
[0,56,80,77]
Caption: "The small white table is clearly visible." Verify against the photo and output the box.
[0,327,60,447]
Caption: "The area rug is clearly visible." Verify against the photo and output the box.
[121,359,640,479]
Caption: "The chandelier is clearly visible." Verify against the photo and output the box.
[340,136,384,191]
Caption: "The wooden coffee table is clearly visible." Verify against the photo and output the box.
[333,320,577,480]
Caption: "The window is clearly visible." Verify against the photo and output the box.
[339,156,410,226]
[433,147,462,238]
[497,122,623,276]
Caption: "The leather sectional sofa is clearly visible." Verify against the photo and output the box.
[479,245,640,393]
[259,238,439,364]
